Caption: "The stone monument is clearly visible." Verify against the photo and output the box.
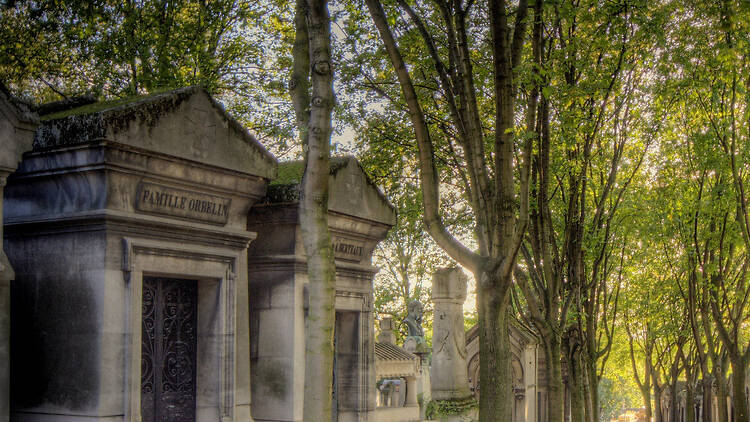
[0,84,37,422]
[377,317,396,344]
[403,300,427,354]
[429,267,476,421]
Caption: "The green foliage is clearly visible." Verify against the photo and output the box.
[599,377,640,422]
[425,397,478,420]
[1,0,297,157]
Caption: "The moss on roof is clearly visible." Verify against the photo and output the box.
[265,156,395,215]
[271,161,306,186]
[270,157,352,186]
[40,87,177,121]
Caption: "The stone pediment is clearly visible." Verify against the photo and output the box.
[33,86,276,179]
[266,156,396,226]
[466,317,539,348]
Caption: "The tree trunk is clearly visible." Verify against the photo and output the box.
[717,366,730,422]
[639,383,653,422]
[569,355,586,422]
[730,354,749,422]
[477,273,513,422]
[687,383,696,422]
[292,0,337,421]
[655,383,664,422]
[702,379,713,422]
[584,358,599,422]
[545,336,564,422]
[564,328,585,422]
[669,382,679,422]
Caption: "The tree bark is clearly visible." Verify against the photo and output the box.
[564,327,585,422]
[545,336,564,422]
[687,382,696,422]
[477,274,512,422]
[702,378,713,422]
[584,358,600,422]
[654,377,664,422]
[669,381,678,422]
[729,353,749,422]
[291,0,337,421]
[713,356,730,422]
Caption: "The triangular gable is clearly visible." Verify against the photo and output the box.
[267,156,396,227]
[33,86,276,179]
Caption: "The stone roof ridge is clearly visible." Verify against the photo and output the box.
[31,86,276,165]
[374,341,418,362]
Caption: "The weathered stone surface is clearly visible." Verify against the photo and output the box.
[4,87,271,422]
[431,268,472,401]
[376,318,395,344]
[0,83,38,422]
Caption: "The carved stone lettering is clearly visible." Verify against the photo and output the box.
[136,182,231,225]
[331,236,364,262]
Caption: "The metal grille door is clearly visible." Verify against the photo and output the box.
[141,277,198,422]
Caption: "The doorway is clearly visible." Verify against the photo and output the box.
[141,277,198,422]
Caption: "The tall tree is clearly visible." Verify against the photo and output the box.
[656,2,750,419]
[362,0,535,419]
[289,0,337,420]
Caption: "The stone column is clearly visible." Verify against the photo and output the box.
[430,267,477,421]
[0,86,37,422]
[405,375,418,406]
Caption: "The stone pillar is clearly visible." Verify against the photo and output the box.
[430,267,477,421]
[405,375,418,406]
[0,85,37,422]
[431,268,471,400]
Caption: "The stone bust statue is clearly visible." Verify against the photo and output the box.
[404,299,424,338]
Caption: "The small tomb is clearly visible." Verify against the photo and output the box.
[246,158,396,422]
[373,318,420,422]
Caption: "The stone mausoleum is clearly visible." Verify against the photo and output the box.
[1,86,395,422]
[246,158,395,422]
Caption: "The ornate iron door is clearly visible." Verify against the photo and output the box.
[141,277,198,422]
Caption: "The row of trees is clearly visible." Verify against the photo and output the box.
[351,0,748,421]
[3,0,749,421]
[623,3,750,421]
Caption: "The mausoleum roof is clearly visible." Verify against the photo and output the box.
[375,342,420,379]
[375,342,418,363]
[31,86,276,179]
[265,156,396,226]
[465,317,538,347]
